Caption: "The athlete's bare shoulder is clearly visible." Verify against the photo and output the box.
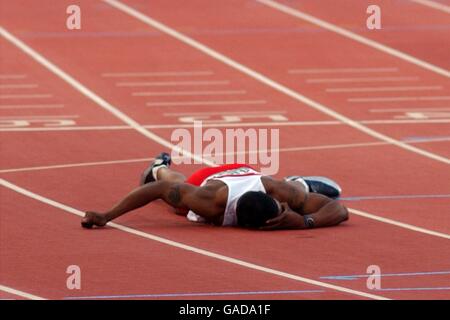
[261,176,304,193]
[201,180,228,208]
[261,176,307,212]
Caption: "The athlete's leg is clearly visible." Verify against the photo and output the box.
[140,152,189,216]
[156,167,186,184]
[285,176,342,199]
[140,152,186,185]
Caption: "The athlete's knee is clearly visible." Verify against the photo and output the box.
[340,205,349,222]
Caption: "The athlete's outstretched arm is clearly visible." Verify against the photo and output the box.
[82,181,216,228]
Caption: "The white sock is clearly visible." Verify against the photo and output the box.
[152,164,167,181]
[290,177,309,192]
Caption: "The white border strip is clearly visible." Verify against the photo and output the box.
[0,178,389,300]
[256,0,450,78]
[102,0,450,165]
[0,284,46,300]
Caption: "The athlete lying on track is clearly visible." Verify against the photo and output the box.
[82,152,349,230]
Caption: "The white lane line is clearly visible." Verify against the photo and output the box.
[97,119,450,126]
[370,107,450,112]
[0,285,46,300]
[289,68,399,74]
[0,125,131,132]
[4,138,450,174]
[163,110,286,116]
[0,178,389,300]
[2,119,450,132]
[307,77,419,84]
[409,0,450,14]
[102,71,214,77]
[349,208,450,240]
[146,100,267,107]
[0,26,212,167]
[103,0,450,165]
[0,115,78,119]
[0,94,52,99]
[117,80,229,87]
[0,74,27,79]
[0,104,64,109]
[349,96,450,102]
[256,0,450,78]
[0,157,155,173]
[326,86,443,93]
[133,90,246,96]
[0,84,38,89]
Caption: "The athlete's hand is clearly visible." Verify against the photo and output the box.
[260,210,305,230]
[81,211,108,228]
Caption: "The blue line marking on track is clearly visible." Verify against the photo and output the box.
[340,194,450,201]
[64,289,325,300]
[376,287,450,292]
[321,271,450,281]
[402,136,450,143]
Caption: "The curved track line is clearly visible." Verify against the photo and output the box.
[0,178,388,300]
[256,0,450,77]
[103,0,450,165]
[0,22,446,237]
[0,26,214,168]
[409,0,450,14]
[0,284,46,300]
[2,137,450,174]
[2,119,450,132]
[349,209,450,240]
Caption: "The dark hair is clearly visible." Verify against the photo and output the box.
[236,191,279,228]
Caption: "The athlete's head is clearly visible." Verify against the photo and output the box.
[236,191,280,228]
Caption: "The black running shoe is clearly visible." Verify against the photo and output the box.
[284,175,342,199]
[302,176,342,199]
[140,152,172,185]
